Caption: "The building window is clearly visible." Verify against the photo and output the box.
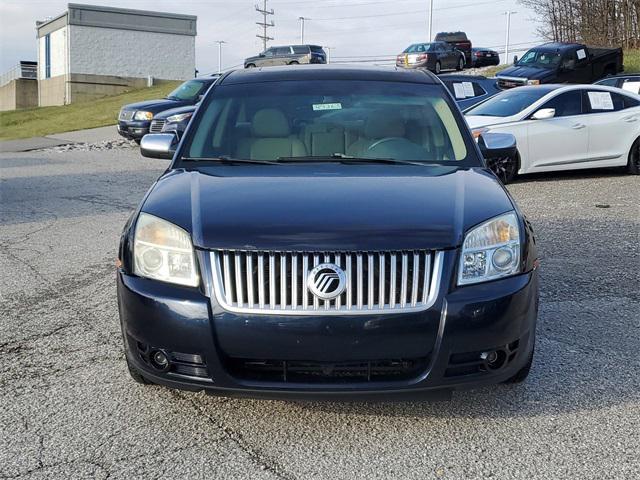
[44,34,51,78]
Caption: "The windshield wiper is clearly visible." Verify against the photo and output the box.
[181,156,280,165]
[276,154,433,167]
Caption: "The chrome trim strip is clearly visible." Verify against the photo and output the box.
[210,250,445,316]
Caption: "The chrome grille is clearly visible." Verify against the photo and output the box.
[149,119,166,133]
[119,109,134,121]
[210,250,443,315]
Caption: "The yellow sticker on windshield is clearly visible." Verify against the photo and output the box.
[312,103,342,111]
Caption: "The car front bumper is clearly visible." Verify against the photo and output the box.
[117,121,151,140]
[118,250,538,400]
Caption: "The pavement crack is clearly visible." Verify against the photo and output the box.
[179,392,297,480]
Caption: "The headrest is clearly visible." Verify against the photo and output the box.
[365,112,405,139]
[251,109,290,137]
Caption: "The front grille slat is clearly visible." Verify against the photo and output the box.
[149,118,166,133]
[211,250,442,315]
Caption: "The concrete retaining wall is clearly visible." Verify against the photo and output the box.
[0,78,38,111]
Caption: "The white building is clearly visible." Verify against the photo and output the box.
[36,3,197,106]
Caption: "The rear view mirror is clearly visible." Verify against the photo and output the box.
[513,55,518,64]
[140,133,178,159]
[531,108,556,120]
[478,132,517,160]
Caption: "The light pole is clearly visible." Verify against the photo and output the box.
[298,16,310,44]
[215,40,227,73]
[428,0,434,41]
[503,11,517,64]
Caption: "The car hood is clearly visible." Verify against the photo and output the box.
[465,115,511,129]
[140,164,514,251]
[154,104,197,120]
[121,98,191,114]
[498,65,556,81]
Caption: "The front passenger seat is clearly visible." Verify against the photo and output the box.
[243,109,307,160]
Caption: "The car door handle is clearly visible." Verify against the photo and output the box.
[571,123,586,129]
[623,116,638,123]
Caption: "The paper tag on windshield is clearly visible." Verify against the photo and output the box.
[622,81,640,94]
[312,103,342,111]
[462,82,475,97]
[452,83,465,99]
[576,49,586,60]
[588,91,614,110]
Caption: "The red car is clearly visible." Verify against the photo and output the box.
[435,31,472,66]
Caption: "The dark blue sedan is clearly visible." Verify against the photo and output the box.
[439,74,502,110]
[118,65,539,401]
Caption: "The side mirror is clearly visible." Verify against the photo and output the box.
[197,94,204,102]
[478,132,517,160]
[258,53,265,57]
[513,55,518,64]
[531,108,556,120]
[140,133,178,159]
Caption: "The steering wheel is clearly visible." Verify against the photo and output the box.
[367,137,406,150]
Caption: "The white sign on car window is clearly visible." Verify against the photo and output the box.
[622,81,640,94]
[462,82,475,98]
[576,49,587,60]
[453,83,466,99]
[588,91,614,110]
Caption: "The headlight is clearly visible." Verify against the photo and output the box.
[526,79,540,85]
[166,112,193,123]
[133,213,199,287]
[458,212,521,285]
[134,111,153,121]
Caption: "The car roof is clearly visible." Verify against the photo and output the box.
[534,42,583,52]
[499,83,636,96]
[596,73,640,79]
[439,74,493,82]
[220,64,440,85]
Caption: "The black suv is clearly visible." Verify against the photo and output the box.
[435,32,472,66]
[244,45,326,68]
[117,75,219,143]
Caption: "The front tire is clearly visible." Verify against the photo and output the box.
[288,60,299,65]
[457,56,464,71]
[627,137,640,175]
[434,61,441,75]
[126,357,152,385]
[487,151,519,184]
[245,63,256,68]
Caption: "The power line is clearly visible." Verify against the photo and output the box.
[255,0,275,51]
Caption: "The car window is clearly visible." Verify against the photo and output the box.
[539,90,582,117]
[275,47,292,55]
[621,78,640,94]
[517,50,562,69]
[404,44,430,53]
[443,81,486,99]
[583,90,626,113]
[292,45,309,54]
[264,48,275,57]
[166,80,208,101]
[309,46,325,54]
[465,88,552,117]
[595,77,619,87]
[622,93,640,108]
[184,80,472,164]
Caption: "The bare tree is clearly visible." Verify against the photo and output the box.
[518,0,639,48]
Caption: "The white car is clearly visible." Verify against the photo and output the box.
[465,84,640,183]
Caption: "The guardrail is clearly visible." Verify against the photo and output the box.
[0,63,37,88]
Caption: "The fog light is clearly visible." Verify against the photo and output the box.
[150,350,170,371]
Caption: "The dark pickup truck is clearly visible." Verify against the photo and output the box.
[497,42,623,89]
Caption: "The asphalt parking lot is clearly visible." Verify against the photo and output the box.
[1,143,639,479]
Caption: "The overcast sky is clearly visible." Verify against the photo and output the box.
[0,0,541,75]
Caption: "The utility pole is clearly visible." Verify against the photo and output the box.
[215,41,227,73]
[255,0,274,51]
[298,16,310,44]
[503,11,517,64]
[428,0,434,41]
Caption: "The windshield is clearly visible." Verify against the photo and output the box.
[167,80,208,101]
[180,80,471,165]
[516,49,562,69]
[404,44,432,53]
[465,88,551,117]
